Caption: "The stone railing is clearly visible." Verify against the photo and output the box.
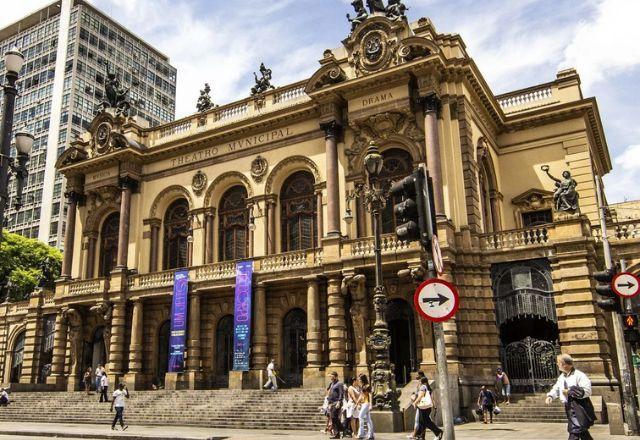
[9,301,30,314]
[43,292,55,305]
[497,86,557,113]
[259,250,317,272]
[194,261,237,281]
[149,80,310,148]
[128,270,175,290]
[592,220,640,243]
[344,234,418,257]
[480,226,550,250]
[66,278,107,296]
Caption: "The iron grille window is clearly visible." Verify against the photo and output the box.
[379,149,413,234]
[218,186,248,261]
[522,209,552,227]
[280,171,317,252]
[163,199,190,270]
[99,212,119,277]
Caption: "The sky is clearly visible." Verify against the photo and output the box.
[2,0,640,203]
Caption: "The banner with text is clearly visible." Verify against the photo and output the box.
[233,261,253,371]
[168,269,189,372]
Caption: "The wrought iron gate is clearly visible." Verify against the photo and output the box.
[501,337,560,393]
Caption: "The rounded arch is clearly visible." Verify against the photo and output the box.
[265,156,321,195]
[86,204,119,234]
[6,326,26,383]
[149,185,195,219]
[349,137,422,180]
[204,171,253,208]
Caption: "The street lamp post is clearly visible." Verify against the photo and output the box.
[0,47,32,240]
[345,141,399,412]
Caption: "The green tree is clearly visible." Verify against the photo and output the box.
[0,231,62,302]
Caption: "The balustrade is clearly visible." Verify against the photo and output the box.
[498,87,554,112]
[67,279,105,296]
[128,270,174,290]
[345,234,415,257]
[592,220,640,242]
[194,261,236,281]
[481,226,549,250]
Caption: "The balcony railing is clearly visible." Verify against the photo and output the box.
[480,226,550,250]
[344,234,419,257]
[592,220,640,243]
[128,270,175,290]
[194,260,237,282]
[497,85,558,114]
[66,278,108,296]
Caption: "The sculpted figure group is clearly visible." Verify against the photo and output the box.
[347,0,409,30]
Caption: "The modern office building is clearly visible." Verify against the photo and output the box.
[0,0,176,247]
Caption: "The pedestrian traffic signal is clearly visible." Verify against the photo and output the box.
[593,268,621,312]
[390,168,430,247]
[623,314,640,343]
[623,314,638,330]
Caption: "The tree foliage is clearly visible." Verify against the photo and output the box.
[0,231,62,302]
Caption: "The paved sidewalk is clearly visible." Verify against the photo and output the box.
[0,421,629,439]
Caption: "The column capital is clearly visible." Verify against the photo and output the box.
[119,176,139,192]
[143,217,162,228]
[417,93,441,115]
[320,120,342,140]
[64,190,84,204]
[302,274,324,283]
[83,231,99,239]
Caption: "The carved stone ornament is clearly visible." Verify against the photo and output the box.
[192,170,208,196]
[250,155,269,183]
[511,188,555,228]
[55,146,88,168]
[345,18,403,76]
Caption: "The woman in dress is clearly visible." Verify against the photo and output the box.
[412,376,443,439]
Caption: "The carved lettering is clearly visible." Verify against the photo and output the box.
[361,92,394,108]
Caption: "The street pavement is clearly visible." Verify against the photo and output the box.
[0,421,631,439]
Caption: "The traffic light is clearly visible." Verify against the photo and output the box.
[623,314,640,343]
[390,168,430,247]
[593,268,621,312]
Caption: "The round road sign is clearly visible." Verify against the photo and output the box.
[413,278,460,322]
[612,272,640,298]
[431,236,444,276]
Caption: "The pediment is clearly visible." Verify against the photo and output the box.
[511,188,554,210]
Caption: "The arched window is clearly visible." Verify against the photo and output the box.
[163,199,190,270]
[10,331,26,383]
[280,171,317,252]
[99,212,119,277]
[216,315,234,375]
[380,149,413,234]
[479,164,493,233]
[218,186,248,261]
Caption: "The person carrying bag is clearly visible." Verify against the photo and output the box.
[411,377,443,440]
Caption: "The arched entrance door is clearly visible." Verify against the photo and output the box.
[156,320,170,387]
[387,299,417,385]
[282,308,307,387]
[38,315,56,383]
[215,315,234,388]
[492,259,560,392]
[10,331,26,383]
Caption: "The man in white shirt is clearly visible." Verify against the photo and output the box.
[99,373,109,403]
[263,359,278,391]
[546,354,595,440]
[110,383,129,431]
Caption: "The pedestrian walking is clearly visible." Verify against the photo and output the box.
[95,365,104,391]
[495,368,511,404]
[344,376,360,437]
[545,354,596,440]
[110,383,129,431]
[408,371,427,440]
[263,359,278,391]
[83,367,93,394]
[99,372,110,403]
[411,376,443,440]
[477,385,496,424]
[356,375,374,440]
[327,371,344,439]
[0,388,9,406]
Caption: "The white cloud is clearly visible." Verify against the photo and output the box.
[560,0,640,91]
[0,0,52,30]
[604,144,640,202]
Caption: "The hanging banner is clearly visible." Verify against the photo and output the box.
[168,269,189,372]
[233,260,253,371]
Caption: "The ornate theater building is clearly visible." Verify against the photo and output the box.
[2,4,637,420]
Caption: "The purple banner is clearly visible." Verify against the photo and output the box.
[233,261,253,371]
[168,269,189,372]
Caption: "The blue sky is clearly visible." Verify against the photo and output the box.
[4,0,640,203]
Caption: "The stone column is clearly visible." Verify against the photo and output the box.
[247,204,255,258]
[204,210,215,264]
[186,292,203,389]
[420,94,445,218]
[251,283,268,372]
[146,219,161,273]
[321,121,341,237]
[125,299,144,389]
[266,198,276,255]
[84,232,98,279]
[61,192,81,279]
[327,275,348,378]
[46,311,68,389]
[116,178,136,271]
[356,192,366,238]
[315,189,324,246]
[489,190,502,232]
[107,301,126,382]
[303,275,324,387]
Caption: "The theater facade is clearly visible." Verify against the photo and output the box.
[2,8,638,416]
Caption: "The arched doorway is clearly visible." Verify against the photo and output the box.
[215,315,234,387]
[156,320,170,387]
[282,308,307,387]
[38,315,56,383]
[492,259,560,392]
[10,331,26,383]
[280,171,317,252]
[387,299,417,385]
[91,327,107,370]
[99,212,119,277]
[163,199,190,270]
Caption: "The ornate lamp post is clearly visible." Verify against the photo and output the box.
[0,47,33,240]
[345,141,399,411]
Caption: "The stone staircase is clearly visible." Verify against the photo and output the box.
[0,388,327,430]
[490,393,567,423]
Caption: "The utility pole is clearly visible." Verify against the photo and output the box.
[595,177,639,434]
[620,258,640,411]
